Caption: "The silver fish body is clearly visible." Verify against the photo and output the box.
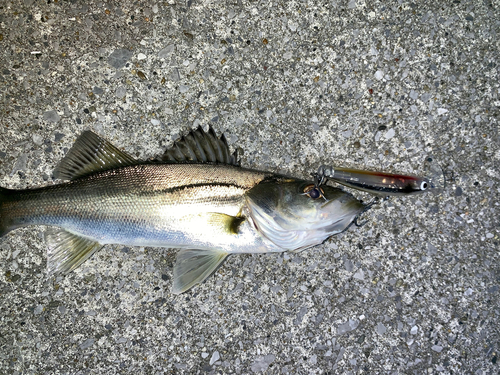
[1,164,274,251]
[0,130,367,293]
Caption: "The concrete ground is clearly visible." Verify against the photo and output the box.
[0,0,498,373]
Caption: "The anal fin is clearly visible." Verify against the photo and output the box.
[172,249,229,294]
[45,228,102,276]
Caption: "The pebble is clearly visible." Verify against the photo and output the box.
[337,319,359,335]
[80,338,95,350]
[376,322,387,335]
[115,86,126,98]
[353,269,364,280]
[10,154,28,177]
[32,134,43,146]
[342,130,352,138]
[171,68,181,81]
[33,305,43,315]
[295,306,308,325]
[158,44,175,59]
[432,345,443,353]
[209,351,220,365]
[93,87,104,95]
[344,259,354,272]
[43,110,60,123]
[108,49,133,69]
[250,355,275,372]
[384,128,396,139]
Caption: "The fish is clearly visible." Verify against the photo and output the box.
[0,127,369,294]
[315,165,430,197]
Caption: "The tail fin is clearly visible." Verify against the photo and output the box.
[0,187,13,237]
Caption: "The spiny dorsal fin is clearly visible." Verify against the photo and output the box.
[53,131,137,180]
[160,125,239,165]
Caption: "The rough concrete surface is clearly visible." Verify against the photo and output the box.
[0,0,499,373]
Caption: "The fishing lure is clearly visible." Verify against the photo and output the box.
[315,165,430,197]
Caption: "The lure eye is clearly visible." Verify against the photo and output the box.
[303,184,324,199]
[420,181,428,190]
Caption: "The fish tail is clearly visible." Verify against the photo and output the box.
[0,187,14,237]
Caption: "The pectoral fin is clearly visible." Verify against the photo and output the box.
[172,249,229,294]
[45,228,102,276]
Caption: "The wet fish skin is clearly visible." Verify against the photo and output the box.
[0,130,367,293]
[1,164,276,249]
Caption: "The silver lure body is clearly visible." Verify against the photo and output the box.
[316,165,430,196]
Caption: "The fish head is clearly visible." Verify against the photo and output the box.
[245,178,365,251]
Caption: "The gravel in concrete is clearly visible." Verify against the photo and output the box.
[0,0,498,373]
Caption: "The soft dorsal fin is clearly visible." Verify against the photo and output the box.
[160,125,239,165]
[53,131,137,180]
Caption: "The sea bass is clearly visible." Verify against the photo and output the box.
[0,127,367,293]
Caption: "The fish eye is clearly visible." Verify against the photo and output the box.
[420,181,428,190]
[303,184,324,199]
[309,188,321,199]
